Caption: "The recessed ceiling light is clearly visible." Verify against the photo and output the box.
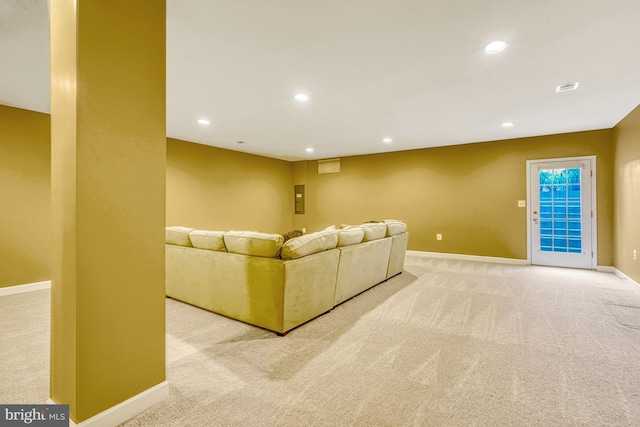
[305,148,314,153]
[556,82,579,92]
[197,118,210,125]
[237,141,245,144]
[501,122,514,128]
[484,40,508,54]
[383,138,393,143]
[295,93,310,102]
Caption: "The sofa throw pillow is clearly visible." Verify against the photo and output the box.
[282,229,304,242]
[189,230,227,251]
[165,226,194,247]
[223,231,285,258]
[383,219,407,236]
[361,223,387,241]
[337,227,365,247]
[281,230,338,260]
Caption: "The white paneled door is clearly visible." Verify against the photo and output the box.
[528,157,595,269]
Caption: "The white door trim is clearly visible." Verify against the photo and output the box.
[526,155,597,269]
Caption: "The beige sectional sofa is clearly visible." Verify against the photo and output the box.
[165,220,408,335]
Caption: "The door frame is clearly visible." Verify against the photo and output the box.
[526,155,597,269]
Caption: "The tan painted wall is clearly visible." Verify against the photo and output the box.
[0,105,51,288]
[167,138,293,234]
[613,105,640,283]
[0,111,618,298]
[0,129,294,290]
[294,129,613,264]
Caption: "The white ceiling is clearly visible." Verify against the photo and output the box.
[2,0,640,161]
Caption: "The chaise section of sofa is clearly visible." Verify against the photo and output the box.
[166,244,339,334]
[165,228,341,334]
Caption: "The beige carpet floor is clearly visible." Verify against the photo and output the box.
[0,288,50,404]
[3,255,640,426]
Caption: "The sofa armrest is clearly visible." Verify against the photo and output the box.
[282,249,340,332]
[387,232,409,278]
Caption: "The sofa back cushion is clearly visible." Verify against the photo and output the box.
[224,231,284,258]
[189,230,227,252]
[337,227,365,247]
[361,223,387,241]
[281,230,338,260]
[166,226,194,247]
[384,219,407,236]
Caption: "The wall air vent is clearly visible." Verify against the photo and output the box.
[556,82,579,93]
[317,158,340,174]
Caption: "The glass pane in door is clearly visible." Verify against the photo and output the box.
[538,168,582,253]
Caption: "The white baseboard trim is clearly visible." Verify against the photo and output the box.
[48,381,169,427]
[0,280,51,297]
[610,267,640,289]
[406,250,528,265]
[596,265,616,273]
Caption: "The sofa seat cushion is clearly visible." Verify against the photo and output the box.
[361,223,387,241]
[337,227,365,247]
[281,230,338,260]
[166,226,194,247]
[189,230,227,252]
[224,231,284,258]
[384,219,407,236]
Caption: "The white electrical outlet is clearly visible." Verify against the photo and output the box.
[436,234,442,241]
[634,249,637,260]
[302,227,306,234]
[518,200,526,207]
